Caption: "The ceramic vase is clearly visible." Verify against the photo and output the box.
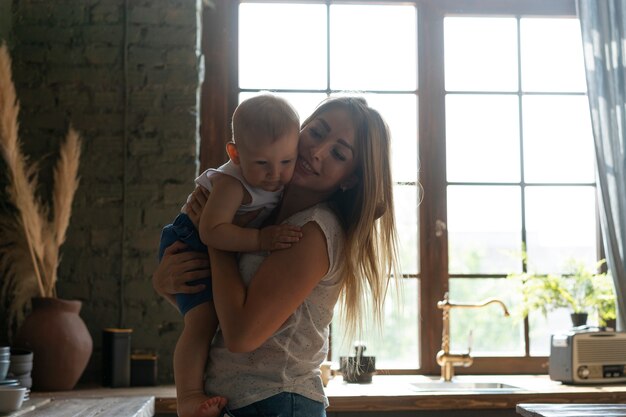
[14,297,92,391]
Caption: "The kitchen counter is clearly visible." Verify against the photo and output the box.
[322,375,626,412]
[26,375,626,415]
[5,395,154,417]
[517,403,626,417]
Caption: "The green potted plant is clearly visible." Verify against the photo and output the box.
[508,259,616,328]
[591,267,617,328]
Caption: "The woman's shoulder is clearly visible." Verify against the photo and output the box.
[287,203,345,279]
[285,203,345,250]
[286,203,342,229]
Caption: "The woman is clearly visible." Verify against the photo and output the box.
[153,96,401,416]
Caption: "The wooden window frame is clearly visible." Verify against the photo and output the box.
[200,0,580,375]
[418,0,578,376]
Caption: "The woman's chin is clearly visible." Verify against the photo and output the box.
[289,172,305,186]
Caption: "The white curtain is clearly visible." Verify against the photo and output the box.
[578,0,626,329]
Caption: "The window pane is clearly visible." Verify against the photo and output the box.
[525,186,597,274]
[239,92,328,125]
[529,308,578,356]
[395,184,419,274]
[330,92,418,183]
[523,95,595,183]
[449,278,524,355]
[330,4,417,91]
[239,3,327,89]
[331,278,420,369]
[365,93,419,183]
[444,17,518,92]
[521,18,586,92]
[446,94,520,183]
[448,186,523,274]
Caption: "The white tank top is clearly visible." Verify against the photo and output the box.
[193,160,283,228]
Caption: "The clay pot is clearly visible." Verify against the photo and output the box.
[604,318,617,330]
[570,312,588,328]
[14,298,92,391]
[339,344,376,383]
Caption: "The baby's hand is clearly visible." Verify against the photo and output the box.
[259,225,303,251]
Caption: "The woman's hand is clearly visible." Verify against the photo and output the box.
[184,186,210,227]
[152,240,211,300]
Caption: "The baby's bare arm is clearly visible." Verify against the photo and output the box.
[199,175,302,252]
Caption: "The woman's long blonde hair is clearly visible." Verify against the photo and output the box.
[302,96,402,348]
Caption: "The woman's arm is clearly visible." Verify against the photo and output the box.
[209,221,330,353]
[152,240,211,308]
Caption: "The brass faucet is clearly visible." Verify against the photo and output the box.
[436,292,510,381]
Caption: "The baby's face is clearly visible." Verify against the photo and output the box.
[237,128,299,192]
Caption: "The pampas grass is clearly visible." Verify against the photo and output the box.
[0,42,81,333]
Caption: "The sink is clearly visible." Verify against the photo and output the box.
[410,381,524,393]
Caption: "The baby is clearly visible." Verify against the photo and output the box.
[158,94,302,417]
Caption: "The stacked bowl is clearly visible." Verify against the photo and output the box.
[0,346,28,413]
[8,348,33,390]
[0,386,27,413]
[0,347,9,381]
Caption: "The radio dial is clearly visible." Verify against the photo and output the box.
[577,366,590,379]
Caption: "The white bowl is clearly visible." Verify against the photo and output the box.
[15,375,32,389]
[0,360,9,381]
[0,386,27,413]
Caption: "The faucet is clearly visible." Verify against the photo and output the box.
[436,292,510,382]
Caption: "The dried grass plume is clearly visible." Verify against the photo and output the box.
[0,42,82,334]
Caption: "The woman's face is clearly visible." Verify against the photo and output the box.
[291,107,359,194]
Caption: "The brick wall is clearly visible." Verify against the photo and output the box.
[0,0,11,42]
[4,0,203,383]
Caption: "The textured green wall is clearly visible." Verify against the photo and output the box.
[5,0,203,383]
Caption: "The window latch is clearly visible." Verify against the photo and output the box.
[435,219,447,237]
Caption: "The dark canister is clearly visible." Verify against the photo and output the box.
[339,343,376,383]
[102,328,132,387]
[130,352,158,386]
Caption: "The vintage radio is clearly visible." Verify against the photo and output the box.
[549,328,626,384]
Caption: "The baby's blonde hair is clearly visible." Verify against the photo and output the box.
[302,97,402,349]
[232,94,299,147]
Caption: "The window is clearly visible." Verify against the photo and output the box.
[237,1,420,370]
[205,0,598,374]
[441,7,597,371]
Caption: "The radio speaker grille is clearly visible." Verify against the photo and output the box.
[576,338,626,363]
